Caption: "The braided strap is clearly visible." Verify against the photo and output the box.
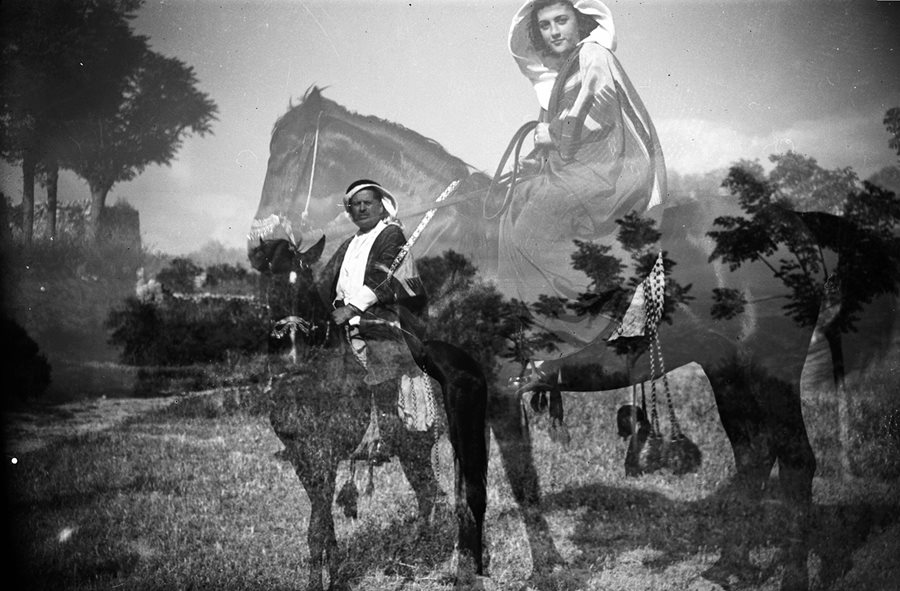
[643,253,666,331]
[641,253,682,438]
[641,253,667,436]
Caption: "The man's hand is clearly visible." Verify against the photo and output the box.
[332,304,360,325]
[533,122,553,147]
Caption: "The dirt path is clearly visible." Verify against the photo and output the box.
[3,396,178,456]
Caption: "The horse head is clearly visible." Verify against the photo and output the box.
[247,237,294,274]
[249,87,500,276]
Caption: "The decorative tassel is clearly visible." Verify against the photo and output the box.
[335,477,359,519]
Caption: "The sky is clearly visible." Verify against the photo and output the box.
[2,0,899,255]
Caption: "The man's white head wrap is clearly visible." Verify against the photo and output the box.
[343,180,399,220]
[509,0,616,110]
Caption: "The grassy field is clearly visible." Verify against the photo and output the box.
[4,364,899,591]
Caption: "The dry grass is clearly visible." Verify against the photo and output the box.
[4,364,899,590]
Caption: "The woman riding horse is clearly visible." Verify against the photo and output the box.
[499,0,667,347]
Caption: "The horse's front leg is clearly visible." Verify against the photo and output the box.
[488,387,564,575]
[290,451,339,591]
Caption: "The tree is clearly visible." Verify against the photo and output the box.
[567,212,692,330]
[710,155,900,479]
[62,48,218,241]
[867,165,900,196]
[768,151,859,214]
[417,250,561,384]
[1,0,144,244]
[885,107,900,160]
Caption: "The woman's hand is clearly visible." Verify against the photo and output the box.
[533,122,553,147]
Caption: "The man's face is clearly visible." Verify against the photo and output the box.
[537,3,580,57]
[347,188,385,232]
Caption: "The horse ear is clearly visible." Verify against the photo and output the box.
[302,235,326,265]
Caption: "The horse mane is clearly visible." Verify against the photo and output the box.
[272,86,478,176]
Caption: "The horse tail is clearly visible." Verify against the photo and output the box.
[431,342,489,479]
[396,304,488,490]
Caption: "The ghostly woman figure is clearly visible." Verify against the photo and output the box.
[500,0,667,346]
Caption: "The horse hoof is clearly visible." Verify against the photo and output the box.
[701,559,760,590]
[455,574,493,590]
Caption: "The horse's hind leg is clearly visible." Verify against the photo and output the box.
[707,363,816,591]
[772,393,816,591]
[704,369,779,584]
[397,429,446,525]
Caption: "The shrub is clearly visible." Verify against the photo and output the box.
[106,294,270,366]
[156,257,203,294]
[0,316,51,404]
[5,233,141,361]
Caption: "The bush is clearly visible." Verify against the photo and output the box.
[5,224,143,361]
[106,294,270,366]
[0,316,51,404]
[156,257,202,294]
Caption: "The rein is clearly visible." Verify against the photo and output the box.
[483,120,539,220]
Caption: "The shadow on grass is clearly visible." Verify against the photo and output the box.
[535,479,899,590]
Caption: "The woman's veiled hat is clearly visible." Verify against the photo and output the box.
[509,0,616,110]
[344,179,399,219]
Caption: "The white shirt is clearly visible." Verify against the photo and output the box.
[335,219,388,319]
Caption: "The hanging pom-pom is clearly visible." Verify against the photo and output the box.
[335,477,359,519]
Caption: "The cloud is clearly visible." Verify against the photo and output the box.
[658,110,895,178]
[136,190,256,254]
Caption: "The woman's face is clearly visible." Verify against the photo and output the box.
[347,188,385,232]
[536,3,581,57]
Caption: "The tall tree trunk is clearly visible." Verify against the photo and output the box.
[87,182,109,243]
[824,322,852,480]
[46,161,59,242]
[21,154,36,246]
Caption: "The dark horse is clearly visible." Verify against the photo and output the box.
[258,234,489,590]
[249,87,899,590]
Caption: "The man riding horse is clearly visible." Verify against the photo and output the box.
[324,179,435,462]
